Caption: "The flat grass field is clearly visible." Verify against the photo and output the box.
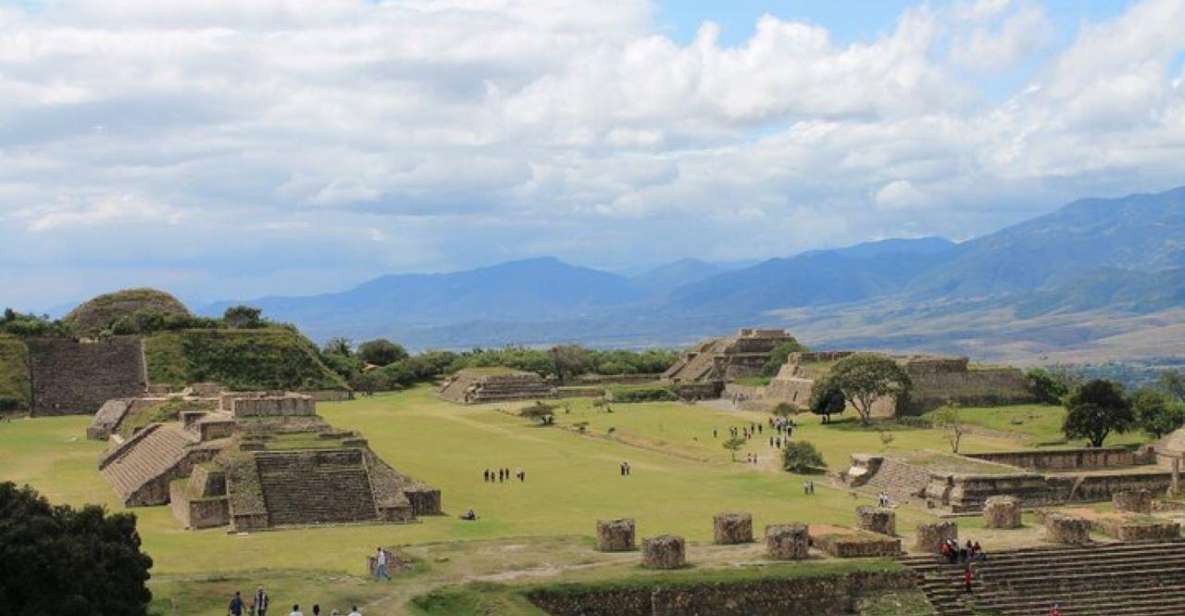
[0,386,1127,614]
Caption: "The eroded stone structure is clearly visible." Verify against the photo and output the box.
[915,521,958,553]
[641,534,686,569]
[811,527,901,558]
[97,391,440,531]
[983,495,1022,529]
[28,336,146,416]
[856,507,896,536]
[437,368,556,404]
[765,524,811,560]
[662,329,797,394]
[1044,513,1091,544]
[1113,489,1154,514]
[596,518,637,552]
[713,512,754,544]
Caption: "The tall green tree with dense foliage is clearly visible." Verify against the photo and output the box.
[1063,379,1134,447]
[808,374,846,423]
[550,344,591,384]
[357,338,409,366]
[1025,367,1072,405]
[1131,388,1185,439]
[0,482,153,615]
[827,354,912,425]
[782,441,826,473]
[760,339,810,377]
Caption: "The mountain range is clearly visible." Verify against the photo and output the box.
[202,185,1185,363]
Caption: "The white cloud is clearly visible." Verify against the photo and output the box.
[0,0,1184,308]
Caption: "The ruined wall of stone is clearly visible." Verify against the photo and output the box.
[915,521,958,553]
[983,496,1022,529]
[903,366,1035,414]
[765,524,810,560]
[933,469,1173,512]
[641,535,685,569]
[528,570,916,616]
[1113,490,1154,514]
[812,532,900,558]
[28,336,146,416]
[713,512,753,544]
[227,393,316,417]
[596,518,636,552]
[1044,513,1091,544]
[856,507,896,536]
[965,448,1151,471]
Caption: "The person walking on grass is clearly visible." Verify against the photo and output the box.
[348,607,362,616]
[289,605,303,616]
[374,547,392,581]
[253,586,269,616]
[229,591,245,616]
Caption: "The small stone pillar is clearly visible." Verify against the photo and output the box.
[642,535,686,569]
[1172,458,1181,497]
[1045,513,1091,545]
[765,524,810,560]
[596,518,636,552]
[713,512,754,544]
[983,496,1023,529]
[914,521,958,554]
[1113,490,1153,514]
[856,506,896,536]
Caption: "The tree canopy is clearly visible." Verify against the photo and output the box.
[808,374,846,423]
[782,441,826,473]
[826,354,912,425]
[1132,388,1185,439]
[0,482,153,615]
[1063,379,1134,447]
[357,338,410,367]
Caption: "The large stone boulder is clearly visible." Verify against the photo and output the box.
[642,535,686,569]
[856,506,896,536]
[713,512,754,545]
[983,495,1022,529]
[765,524,810,560]
[1113,490,1154,514]
[1045,513,1091,545]
[595,518,636,552]
[914,521,958,554]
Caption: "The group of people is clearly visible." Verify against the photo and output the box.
[228,588,363,616]
[619,461,633,476]
[483,468,524,483]
[802,480,816,494]
[875,491,892,507]
[744,452,760,464]
[941,538,985,565]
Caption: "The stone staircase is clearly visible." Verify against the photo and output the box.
[862,458,932,505]
[100,423,196,504]
[255,450,379,526]
[903,541,1185,615]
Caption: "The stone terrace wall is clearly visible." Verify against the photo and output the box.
[965,448,1152,471]
[528,570,916,616]
[225,393,316,417]
[255,449,378,526]
[929,469,1173,512]
[28,336,146,416]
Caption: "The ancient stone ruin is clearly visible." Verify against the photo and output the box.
[437,368,556,404]
[661,329,797,397]
[641,534,686,569]
[810,526,901,558]
[983,495,1022,529]
[1113,489,1154,514]
[96,391,440,531]
[915,521,958,553]
[713,512,754,544]
[856,506,896,536]
[595,518,636,552]
[1044,513,1091,545]
[27,336,147,416]
[765,524,810,560]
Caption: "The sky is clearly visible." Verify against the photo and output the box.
[1,0,1184,310]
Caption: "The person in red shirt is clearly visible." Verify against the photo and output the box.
[1049,603,1063,616]
[963,566,973,593]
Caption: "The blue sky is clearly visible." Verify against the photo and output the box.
[1,0,1184,310]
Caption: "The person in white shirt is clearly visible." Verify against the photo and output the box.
[348,608,362,616]
[288,604,303,616]
[374,547,391,580]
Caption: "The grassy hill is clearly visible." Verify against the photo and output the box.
[144,327,348,391]
[0,334,30,410]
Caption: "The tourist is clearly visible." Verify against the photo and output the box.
[229,591,245,616]
[348,607,363,616]
[940,540,951,563]
[253,586,269,616]
[289,605,304,616]
[312,605,321,616]
[374,547,391,581]
[973,541,984,561]
[1049,603,1063,616]
[713,428,717,438]
[758,424,763,434]
[460,508,477,520]
[963,566,973,593]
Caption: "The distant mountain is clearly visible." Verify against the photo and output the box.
[629,258,725,296]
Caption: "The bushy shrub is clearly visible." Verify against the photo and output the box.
[607,384,678,403]
[0,397,21,412]
[782,441,826,474]
[357,339,410,367]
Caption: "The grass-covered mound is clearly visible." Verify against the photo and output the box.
[63,288,192,337]
[144,328,348,391]
[0,334,30,411]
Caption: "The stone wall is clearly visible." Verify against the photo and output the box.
[965,448,1152,471]
[765,524,810,560]
[225,393,316,417]
[915,521,957,554]
[811,529,901,558]
[169,480,229,529]
[597,518,636,552]
[1044,513,1091,544]
[438,369,557,404]
[925,469,1172,512]
[983,496,1022,529]
[527,570,916,616]
[255,449,378,526]
[856,507,896,536]
[713,512,753,545]
[1113,490,1154,513]
[641,535,685,569]
[28,336,146,416]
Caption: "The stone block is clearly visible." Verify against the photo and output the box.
[983,495,1022,529]
[713,512,754,544]
[596,518,636,552]
[1045,513,1091,545]
[641,534,686,569]
[914,521,957,553]
[856,506,896,536]
[765,524,810,560]
[1113,490,1154,514]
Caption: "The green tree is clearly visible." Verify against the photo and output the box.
[931,403,967,453]
[550,344,591,384]
[760,339,809,377]
[357,338,409,367]
[223,305,264,329]
[827,353,912,425]
[781,441,826,473]
[1025,367,1071,405]
[808,375,846,423]
[1158,369,1185,402]
[0,482,153,614]
[1063,379,1133,447]
[722,436,746,462]
[322,337,353,357]
[1132,388,1185,439]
